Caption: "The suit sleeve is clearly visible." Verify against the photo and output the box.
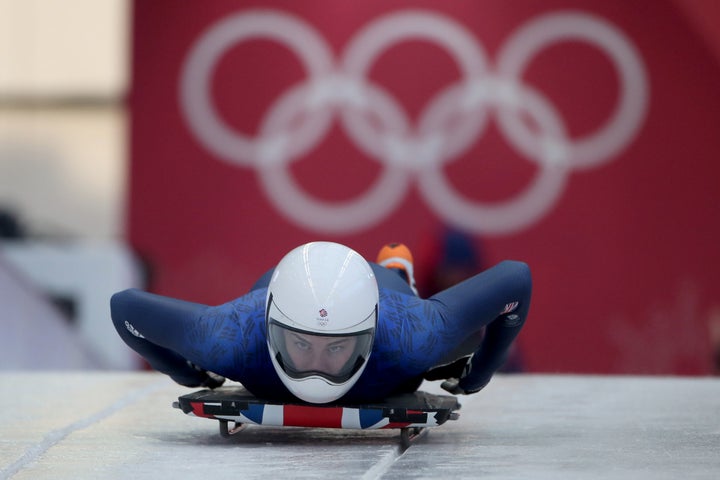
[110,288,214,386]
[428,260,532,392]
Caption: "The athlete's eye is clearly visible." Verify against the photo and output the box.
[327,345,345,354]
[294,340,311,351]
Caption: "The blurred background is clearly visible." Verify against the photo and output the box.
[1,0,718,376]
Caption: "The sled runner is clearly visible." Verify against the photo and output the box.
[173,385,460,449]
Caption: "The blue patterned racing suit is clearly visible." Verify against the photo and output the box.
[111,260,531,403]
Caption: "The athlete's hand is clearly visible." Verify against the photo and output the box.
[423,355,473,381]
[440,378,466,394]
[440,377,488,395]
[436,355,491,395]
[187,361,226,389]
[200,371,226,389]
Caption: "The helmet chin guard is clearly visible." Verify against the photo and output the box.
[266,242,378,404]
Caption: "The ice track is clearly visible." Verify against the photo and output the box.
[1,373,718,479]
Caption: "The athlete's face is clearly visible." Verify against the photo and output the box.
[283,331,357,376]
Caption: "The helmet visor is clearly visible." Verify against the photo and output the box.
[267,319,375,385]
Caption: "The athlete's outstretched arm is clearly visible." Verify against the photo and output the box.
[427,260,532,393]
[110,289,223,387]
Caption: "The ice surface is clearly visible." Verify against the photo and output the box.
[1,372,718,479]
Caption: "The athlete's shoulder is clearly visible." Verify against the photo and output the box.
[224,287,267,313]
[377,286,427,328]
[110,288,163,310]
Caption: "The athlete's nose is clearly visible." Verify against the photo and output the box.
[306,352,331,374]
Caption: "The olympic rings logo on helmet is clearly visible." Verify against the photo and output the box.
[180,9,648,234]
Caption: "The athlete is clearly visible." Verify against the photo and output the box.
[111,241,531,404]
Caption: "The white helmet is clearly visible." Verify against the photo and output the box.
[266,242,378,404]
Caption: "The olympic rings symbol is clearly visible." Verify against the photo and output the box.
[180,9,648,234]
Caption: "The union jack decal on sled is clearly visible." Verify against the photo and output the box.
[173,385,460,448]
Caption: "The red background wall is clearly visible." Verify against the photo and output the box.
[129,0,720,375]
